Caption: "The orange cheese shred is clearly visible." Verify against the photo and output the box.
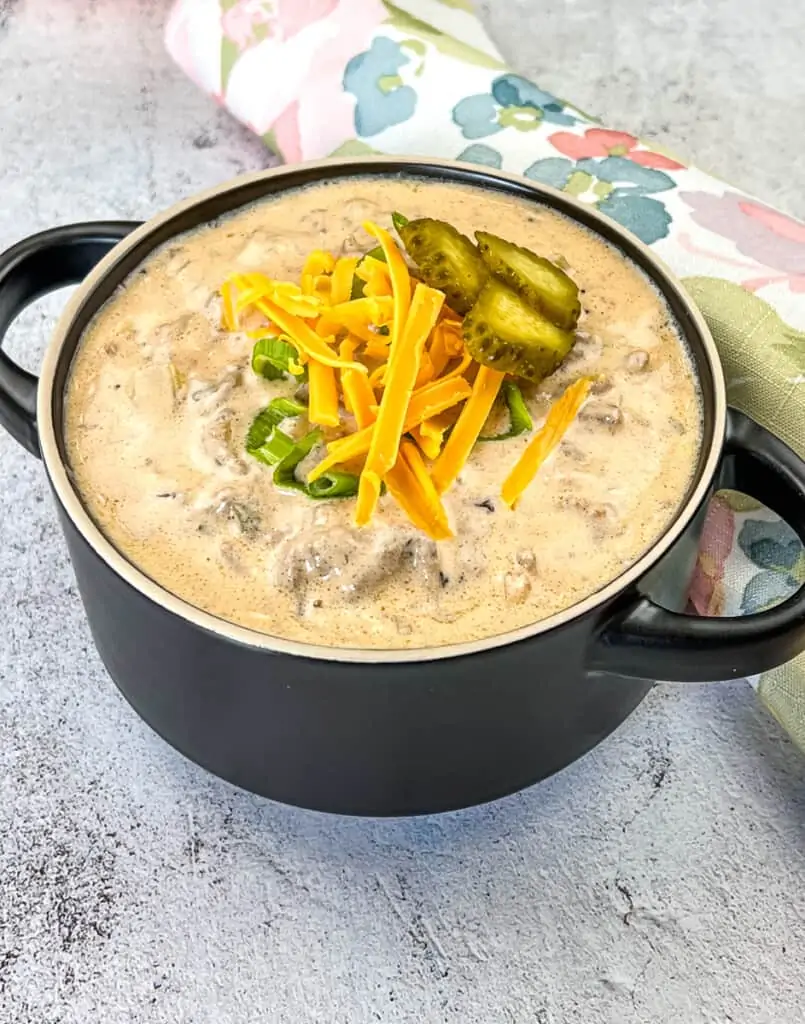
[356,256,393,297]
[410,425,441,461]
[411,409,458,461]
[221,281,238,331]
[501,377,592,509]
[305,274,333,302]
[427,323,451,378]
[355,255,390,284]
[414,352,436,389]
[229,273,324,319]
[439,350,473,384]
[368,363,388,389]
[363,221,411,361]
[307,370,471,484]
[303,251,337,296]
[302,250,336,277]
[431,365,506,495]
[442,325,465,356]
[385,440,453,541]
[316,297,394,344]
[339,337,376,429]
[363,336,391,361]
[355,283,445,526]
[308,360,340,427]
[330,257,359,306]
[254,297,367,373]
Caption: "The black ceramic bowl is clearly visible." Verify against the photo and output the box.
[2,157,805,815]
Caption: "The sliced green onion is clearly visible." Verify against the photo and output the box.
[306,470,360,500]
[247,426,297,468]
[252,336,305,381]
[272,428,323,491]
[245,396,307,465]
[392,211,410,233]
[246,397,306,448]
[273,430,358,499]
[479,380,533,442]
[246,417,359,501]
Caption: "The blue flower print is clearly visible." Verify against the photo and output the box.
[741,570,801,614]
[344,37,417,137]
[522,156,574,191]
[523,154,675,245]
[738,518,802,574]
[491,75,576,126]
[453,94,502,140]
[457,143,503,168]
[738,518,803,614]
[596,195,672,246]
[452,73,576,140]
[576,156,676,197]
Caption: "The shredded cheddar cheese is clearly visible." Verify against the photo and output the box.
[307,376,472,483]
[220,217,585,544]
[316,297,394,343]
[384,441,453,541]
[363,336,391,361]
[308,360,340,427]
[303,251,337,277]
[355,283,445,526]
[339,337,376,429]
[221,281,238,331]
[501,377,592,509]
[363,221,411,360]
[355,255,393,297]
[414,352,436,389]
[431,366,505,495]
[253,297,367,373]
[330,257,360,306]
[411,409,458,461]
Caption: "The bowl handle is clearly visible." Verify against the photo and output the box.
[0,222,140,457]
[589,408,805,682]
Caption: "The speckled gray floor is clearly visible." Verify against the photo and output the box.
[0,3,804,1023]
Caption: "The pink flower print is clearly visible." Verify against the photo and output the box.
[166,0,228,98]
[689,495,736,617]
[276,0,339,40]
[679,190,805,294]
[549,128,686,170]
[221,0,276,53]
[223,0,386,159]
[272,100,303,163]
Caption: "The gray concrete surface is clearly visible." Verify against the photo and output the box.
[480,0,805,220]
[0,3,803,1023]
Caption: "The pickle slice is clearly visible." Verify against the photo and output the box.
[463,280,575,382]
[475,231,580,331]
[397,218,487,315]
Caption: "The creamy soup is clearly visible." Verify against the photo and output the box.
[65,177,702,649]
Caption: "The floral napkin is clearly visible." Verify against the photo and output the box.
[166,0,805,750]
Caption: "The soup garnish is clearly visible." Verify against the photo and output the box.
[222,214,590,539]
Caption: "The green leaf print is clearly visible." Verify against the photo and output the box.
[682,277,805,460]
[328,139,383,158]
[433,0,476,10]
[219,0,242,92]
[382,1,506,69]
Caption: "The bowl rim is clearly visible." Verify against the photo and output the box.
[37,155,726,664]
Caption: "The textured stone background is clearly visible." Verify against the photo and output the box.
[0,3,803,1023]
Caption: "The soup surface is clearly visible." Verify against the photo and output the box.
[65,177,702,649]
